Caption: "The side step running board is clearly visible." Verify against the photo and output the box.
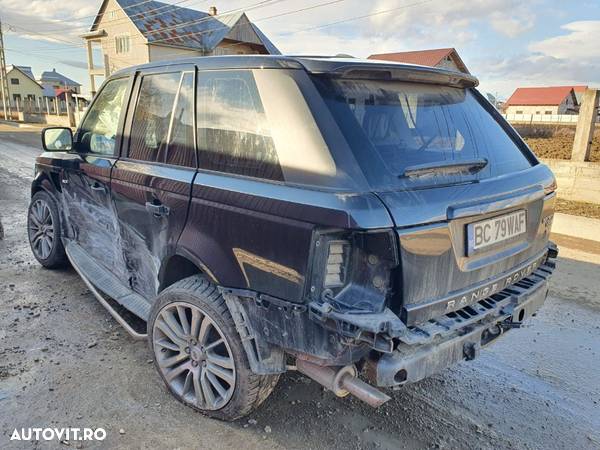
[65,243,148,340]
[65,242,151,319]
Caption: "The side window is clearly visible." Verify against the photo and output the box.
[77,77,129,155]
[165,72,195,167]
[196,70,283,181]
[129,72,180,163]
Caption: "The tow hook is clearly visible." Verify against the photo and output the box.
[500,321,522,330]
[463,342,479,361]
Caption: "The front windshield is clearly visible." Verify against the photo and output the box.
[313,77,533,190]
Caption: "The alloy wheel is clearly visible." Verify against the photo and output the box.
[153,302,236,410]
[28,199,55,260]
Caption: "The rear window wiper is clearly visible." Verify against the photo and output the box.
[400,158,488,178]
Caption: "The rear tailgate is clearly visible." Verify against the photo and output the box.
[377,164,556,326]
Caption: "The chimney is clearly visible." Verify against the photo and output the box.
[208,6,217,16]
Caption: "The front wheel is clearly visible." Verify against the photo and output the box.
[148,275,279,421]
[27,190,67,268]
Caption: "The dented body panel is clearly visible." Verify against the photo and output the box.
[30,55,558,398]
[111,160,195,298]
[182,170,393,303]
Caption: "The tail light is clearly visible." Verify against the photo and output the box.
[308,229,399,314]
[324,240,350,288]
[544,178,557,195]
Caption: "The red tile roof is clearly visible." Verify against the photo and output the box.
[369,48,454,66]
[368,48,470,74]
[505,87,576,106]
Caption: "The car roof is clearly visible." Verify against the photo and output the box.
[110,55,478,88]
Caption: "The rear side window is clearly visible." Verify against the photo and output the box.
[314,78,532,190]
[196,70,283,181]
[77,77,129,155]
[129,71,195,167]
[165,73,195,167]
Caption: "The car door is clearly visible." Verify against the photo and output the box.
[111,66,196,299]
[61,76,132,279]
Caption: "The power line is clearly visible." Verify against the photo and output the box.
[283,0,435,33]
[3,0,198,45]
[109,0,343,49]
[5,0,439,83]
[4,0,284,53]
[187,0,437,56]
[14,0,155,28]
[70,0,292,54]
[87,0,431,64]
[22,0,203,35]
[141,0,287,38]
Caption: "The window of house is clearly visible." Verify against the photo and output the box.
[10,78,19,85]
[77,77,129,155]
[196,70,283,181]
[516,110,524,114]
[115,34,131,54]
[128,71,195,167]
[545,111,553,115]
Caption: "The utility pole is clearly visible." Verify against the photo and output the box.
[0,18,12,120]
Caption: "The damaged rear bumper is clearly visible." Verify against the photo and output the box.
[366,259,554,387]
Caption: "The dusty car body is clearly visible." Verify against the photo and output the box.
[28,55,557,420]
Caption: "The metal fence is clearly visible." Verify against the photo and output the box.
[502,113,600,125]
[0,97,88,126]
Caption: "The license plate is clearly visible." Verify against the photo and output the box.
[467,210,527,254]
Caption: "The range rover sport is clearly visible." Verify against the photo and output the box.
[28,55,557,421]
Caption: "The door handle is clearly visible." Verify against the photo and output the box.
[145,201,170,217]
[89,182,106,193]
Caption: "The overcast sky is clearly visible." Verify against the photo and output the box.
[1,0,599,98]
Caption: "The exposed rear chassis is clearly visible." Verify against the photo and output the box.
[222,247,556,405]
[365,260,553,387]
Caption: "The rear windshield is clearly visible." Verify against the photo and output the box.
[313,77,533,190]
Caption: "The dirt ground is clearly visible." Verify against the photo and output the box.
[1,124,600,450]
[517,125,600,162]
[556,198,600,220]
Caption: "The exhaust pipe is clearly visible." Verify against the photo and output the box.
[296,359,391,408]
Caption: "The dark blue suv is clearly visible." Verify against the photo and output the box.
[29,55,557,420]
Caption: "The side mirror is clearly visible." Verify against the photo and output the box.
[42,127,73,152]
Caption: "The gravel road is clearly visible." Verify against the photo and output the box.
[1,124,599,450]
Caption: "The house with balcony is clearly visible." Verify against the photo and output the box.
[81,0,280,93]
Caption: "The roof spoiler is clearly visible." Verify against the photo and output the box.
[307,63,479,88]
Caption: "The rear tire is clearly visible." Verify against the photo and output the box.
[27,190,67,269]
[148,275,279,421]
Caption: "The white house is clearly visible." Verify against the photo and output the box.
[4,65,43,109]
[504,86,578,115]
